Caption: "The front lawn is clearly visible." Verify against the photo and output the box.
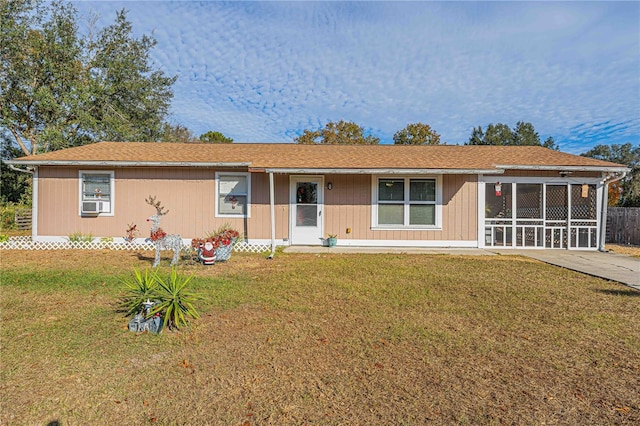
[1,250,638,424]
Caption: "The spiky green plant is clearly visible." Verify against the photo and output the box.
[150,267,201,330]
[67,231,94,242]
[119,267,158,317]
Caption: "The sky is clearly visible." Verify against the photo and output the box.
[72,1,640,154]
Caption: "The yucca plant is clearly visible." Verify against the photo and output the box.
[119,267,159,317]
[150,267,201,330]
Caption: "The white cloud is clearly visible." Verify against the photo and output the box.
[73,1,639,152]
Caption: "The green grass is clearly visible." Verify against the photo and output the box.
[1,250,639,425]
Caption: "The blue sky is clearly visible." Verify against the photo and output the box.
[73,1,640,154]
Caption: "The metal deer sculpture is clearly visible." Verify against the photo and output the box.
[145,196,184,267]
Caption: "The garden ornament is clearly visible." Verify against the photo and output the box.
[128,298,163,334]
[128,312,163,334]
[145,196,184,267]
[143,299,154,315]
[198,241,216,265]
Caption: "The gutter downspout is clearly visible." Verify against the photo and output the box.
[267,171,276,259]
[599,171,627,251]
[8,164,34,175]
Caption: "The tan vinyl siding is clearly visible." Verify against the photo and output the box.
[322,174,477,242]
[38,167,218,239]
[37,167,477,243]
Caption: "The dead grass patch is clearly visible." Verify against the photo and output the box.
[606,244,640,258]
[1,250,639,425]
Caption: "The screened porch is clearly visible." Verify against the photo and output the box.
[484,182,599,249]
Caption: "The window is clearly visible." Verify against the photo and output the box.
[216,172,250,217]
[374,176,440,228]
[79,171,114,215]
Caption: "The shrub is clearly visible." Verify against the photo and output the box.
[120,267,202,331]
[67,231,94,242]
[150,268,201,330]
[120,268,159,317]
[0,203,18,230]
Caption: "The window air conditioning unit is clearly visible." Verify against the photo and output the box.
[82,201,105,214]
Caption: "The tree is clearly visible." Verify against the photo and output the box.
[485,123,513,145]
[467,123,513,145]
[467,122,558,149]
[512,121,540,146]
[294,120,379,145]
[542,136,559,150]
[199,131,233,143]
[1,135,31,204]
[0,0,176,156]
[582,143,640,206]
[161,124,197,142]
[393,123,441,145]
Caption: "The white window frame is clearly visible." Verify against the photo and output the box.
[371,175,442,229]
[78,170,115,216]
[215,172,251,218]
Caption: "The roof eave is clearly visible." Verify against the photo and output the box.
[260,168,502,174]
[495,164,630,173]
[3,160,252,168]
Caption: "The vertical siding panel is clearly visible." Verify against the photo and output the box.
[454,174,462,241]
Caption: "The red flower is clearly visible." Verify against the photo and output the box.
[150,228,167,241]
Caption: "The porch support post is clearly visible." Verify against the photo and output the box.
[599,171,627,251]
[599,180,609,251]
[268,171,276,259]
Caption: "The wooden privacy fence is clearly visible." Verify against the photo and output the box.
[14,209,32,230]
[606,207,640,246]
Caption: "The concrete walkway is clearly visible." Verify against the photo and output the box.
[283,246,639,291]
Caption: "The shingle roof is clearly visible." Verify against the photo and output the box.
[7,142,628,172]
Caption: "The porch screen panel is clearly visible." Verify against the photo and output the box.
[570,184,597,249]
[546,185,568,221]
[571,184,597,220]
[516,184,542,218]
[545,185,568,248]
[485,183,512,218]
[484,183,512,247]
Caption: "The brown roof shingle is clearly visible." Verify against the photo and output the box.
[8,142,628,172]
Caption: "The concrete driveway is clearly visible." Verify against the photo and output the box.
[490,249,640,291]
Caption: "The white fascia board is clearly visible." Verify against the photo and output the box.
[4,160,251,168]
[495,164,630,173]
[263,168,501,175]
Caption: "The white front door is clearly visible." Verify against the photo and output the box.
[290,176,324,245]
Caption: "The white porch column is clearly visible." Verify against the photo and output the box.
[268,171,276,259]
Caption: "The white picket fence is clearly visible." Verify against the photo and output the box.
[0,236,271,253]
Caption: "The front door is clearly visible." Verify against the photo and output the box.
[290,176,324,245]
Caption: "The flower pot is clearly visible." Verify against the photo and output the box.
[327,237,337,247]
